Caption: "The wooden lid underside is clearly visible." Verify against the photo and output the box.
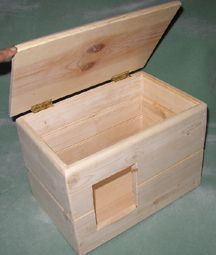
[10,1,181,116]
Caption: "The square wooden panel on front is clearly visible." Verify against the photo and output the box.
[92,165,138,229]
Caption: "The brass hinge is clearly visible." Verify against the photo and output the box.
[111,71,130,82]
[31,99,53,113]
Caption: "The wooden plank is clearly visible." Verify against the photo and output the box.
[58,115,144,164]
[73,150,203,254]
[42,96,143,153]
[142,72,200,112]
[27,170,79,253]
[66,103,206,219]
[23,73,142,136]
[16,118,72,214]
[10,1,181,116]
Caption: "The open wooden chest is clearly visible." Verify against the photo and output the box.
[10,1,207,254]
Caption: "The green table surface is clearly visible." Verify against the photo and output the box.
[0,0,215,254]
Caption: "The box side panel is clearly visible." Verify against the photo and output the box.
[27,170,78,252]
[67,104,206,219]
[137,104,207,181]
[143,72,204,104]
[74,150,203,254]
[16,119,72,214]
[141,71,202,109]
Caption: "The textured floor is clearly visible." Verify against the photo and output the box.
[0,0,216,254]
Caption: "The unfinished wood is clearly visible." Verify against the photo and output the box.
[16,70,205,221]
[16,118,72,214]
[17,71,206,219]
[21,71,200,166]
[136,104,206,182]
[22,73,142,136]
[27,170,79,253]
[142,72,202,104]
[65,103,206,219]
[10,1,181,116]
[142,72,199,113]
[73,150,203,254]
[41,96,175,154]
[21,71,198,138]
[9,1,208,253]
[93,166,137,229]
[42,96,143,153]
[42,89,186,163]
[58,115,144,164]
[55,93,189,164]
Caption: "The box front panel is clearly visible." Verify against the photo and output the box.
[26,149,203,255]
[74,150,203,254]
[64,102,206,254]
[67,104,206,220]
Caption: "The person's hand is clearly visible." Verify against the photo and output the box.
[0,47,17,62]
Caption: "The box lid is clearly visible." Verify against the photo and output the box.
[10,1,181,117]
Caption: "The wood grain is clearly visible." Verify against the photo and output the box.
[58,115,144,164]
[16,72,206,254]
[72,150,203,254]
[22,71,201,167]
[26,147,204,255]
[27,170,79,253]
[42,96,143,153]
[17,71,206,221]
[10,1,181,116]
[16,118,72,214]
[93,166,137,229]
[65,103,206,219]
[22,72,142,136]
[11,1,209,254]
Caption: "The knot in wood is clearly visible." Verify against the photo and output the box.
[87,43,105,53]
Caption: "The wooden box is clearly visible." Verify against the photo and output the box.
[10,1,207,254]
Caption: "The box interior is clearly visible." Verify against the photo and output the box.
[22,73,198,166]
